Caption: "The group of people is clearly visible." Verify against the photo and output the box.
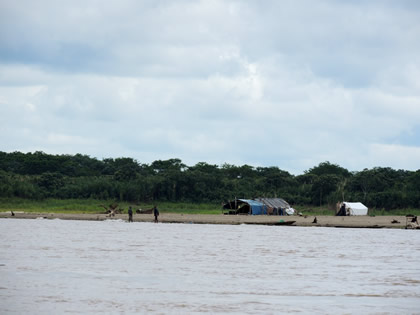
[127,205,159,223]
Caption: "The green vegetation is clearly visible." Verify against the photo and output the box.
[1,198,418,216]
[367,208,420,216]
[0,151,419,215]
[0,198,121,214]
[0,198,221,214]
[154,202,222,214]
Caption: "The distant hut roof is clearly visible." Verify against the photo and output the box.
[255,198,290,209]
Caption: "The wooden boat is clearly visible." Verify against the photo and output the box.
[333,225,385,229]
[244,221,296,226]
[273,220,296,226]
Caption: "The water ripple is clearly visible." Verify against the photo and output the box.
[1,219,419,314]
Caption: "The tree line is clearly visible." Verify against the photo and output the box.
[0,151,419,209]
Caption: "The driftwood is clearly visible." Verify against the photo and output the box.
[406,215,419,229]
[100,203,123,216]
[136,208,153,214]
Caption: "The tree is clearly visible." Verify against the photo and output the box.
[305,161,351,178]
[1,151,419,208]
[311,174,340,206]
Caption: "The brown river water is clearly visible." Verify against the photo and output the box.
[0,218,419,314]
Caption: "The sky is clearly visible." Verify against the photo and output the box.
[1,0,420,175]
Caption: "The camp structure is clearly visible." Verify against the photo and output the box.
[223,199,268,215]
[336,202,368,216]
[255,198,294,215]
[223,198,293,215]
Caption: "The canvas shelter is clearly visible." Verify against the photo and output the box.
[255,198,294,215]
[223,199,268,215]
[255,198,290,209]
[338,202,368,216]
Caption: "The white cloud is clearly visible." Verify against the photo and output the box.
[1,0,420,174]
[366,143,420,171]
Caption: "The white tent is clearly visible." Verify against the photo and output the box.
[343,202,368,216]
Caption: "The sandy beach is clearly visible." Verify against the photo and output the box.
[0,211,414,229]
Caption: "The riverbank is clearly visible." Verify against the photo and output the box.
[0,211,414,229]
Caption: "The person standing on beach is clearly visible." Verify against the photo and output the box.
[337,203,346,216]
[153,205,159,223]
[128,206,133,223]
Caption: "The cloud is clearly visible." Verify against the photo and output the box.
[1,0,419,174]
[365,143,420,171]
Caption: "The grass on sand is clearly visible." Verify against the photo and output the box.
[0,198,419,216]
[0,198,222,214]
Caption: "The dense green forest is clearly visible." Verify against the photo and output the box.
[0,151,419,210]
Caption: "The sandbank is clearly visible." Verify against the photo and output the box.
[0,212,413,229]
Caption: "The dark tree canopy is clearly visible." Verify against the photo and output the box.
[0,151,419,209]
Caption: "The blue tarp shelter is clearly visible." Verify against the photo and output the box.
[244,199,267,215]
